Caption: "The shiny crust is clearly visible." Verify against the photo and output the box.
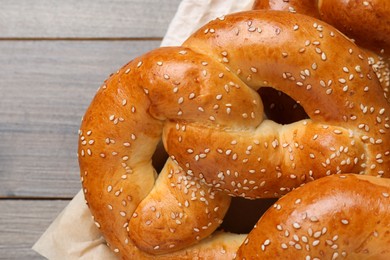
[236,174,390,259]
[78,11,390,259]
[252,0,390,51]
[318,0,390,52]
[252,0,390,111]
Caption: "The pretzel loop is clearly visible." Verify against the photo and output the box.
[164,10,390,197]
[252,0,390,100]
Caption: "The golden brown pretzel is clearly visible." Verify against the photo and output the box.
[236,174,390,259]
[318,0,390,53]
[252,0,390,51]
[78,10,390,258]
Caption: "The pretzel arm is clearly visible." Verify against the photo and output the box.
[129,158,231,254]
[164,119,366,199]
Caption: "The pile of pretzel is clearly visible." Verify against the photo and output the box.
[78,0,390,259]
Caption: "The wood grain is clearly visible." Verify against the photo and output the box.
[0,40,161,198]
[0,199,69,259]
[0,0,181,258]
[0,0,182,38]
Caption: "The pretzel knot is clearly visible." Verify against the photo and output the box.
[78,11,390,259]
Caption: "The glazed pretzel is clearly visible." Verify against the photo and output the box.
[236,174,390,259]
[253,0,390,99]
[78,10,390,259]
[252,0,390,52]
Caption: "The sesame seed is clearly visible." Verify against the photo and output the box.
[333,129,342,134]
[248,26,256,32]
[293,222,301,229]
[338,78,347,84]
[321,52,327,61]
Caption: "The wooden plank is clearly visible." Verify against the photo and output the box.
[0,40,161,198]
[0,0,182,38]
[0,199,69,259]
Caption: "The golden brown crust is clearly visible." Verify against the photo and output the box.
[128,159,231,254]
[252,0,390,119]
[365,48,390,102]
[182,10,390,184]
[78,10,390,259]
[318,0,390,53]
[236,174,390,259]
[164,120,367,198]
[253,0,390,52]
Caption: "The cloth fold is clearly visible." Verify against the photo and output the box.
[32,0,254,258]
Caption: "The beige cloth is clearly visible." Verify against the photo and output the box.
[32,0,254,258]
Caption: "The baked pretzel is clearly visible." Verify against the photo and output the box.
[252,0,390,100]
[78,10,390,259]
[236,174,390,259]
[252,0,390,51]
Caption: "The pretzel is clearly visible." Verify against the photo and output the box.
[236,173,390,259]
[78,10,390,259]
[252,0,390,51]
[252,0,390,100]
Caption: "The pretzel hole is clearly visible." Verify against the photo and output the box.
[258,87,309,124]
[219,197,277,234]
[152,142,169,172]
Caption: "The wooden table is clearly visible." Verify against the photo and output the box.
[0,1,181,258]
